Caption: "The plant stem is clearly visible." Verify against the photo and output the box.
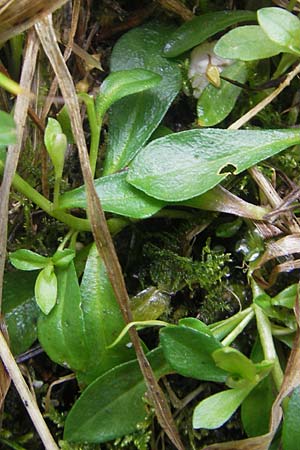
[53,176,61,209]
[221,309,255,346]
[209,306,253,340]
[0,330,59,450]
[254,304,284,391]
[79,93,101,177]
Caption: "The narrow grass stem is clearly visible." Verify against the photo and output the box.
[254,304,284,391]
[221,309,255,346]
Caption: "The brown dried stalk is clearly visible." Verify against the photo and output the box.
[35,14,185,450]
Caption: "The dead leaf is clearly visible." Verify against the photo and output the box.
[0,0,69,42]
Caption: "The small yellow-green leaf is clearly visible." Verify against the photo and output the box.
[0,110,16,147]
[35,265,57,315]
[193,385,254,429]
[213,347,256,382]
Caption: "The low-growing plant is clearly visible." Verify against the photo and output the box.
[2,3,300,449]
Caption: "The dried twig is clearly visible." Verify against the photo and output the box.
[35,14,185,450]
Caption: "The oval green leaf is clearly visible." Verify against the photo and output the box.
[0,110,16,147]
[197,61,248,126]
[58,172,164,219]
[9,249,49,271]
[127,128,300,201]
[103,22,182,175]
[34,265,57,315]
[64,347,171,443]
[160,326,227,382]
[193,385,254,429]
[215,26,286,61]
[96,68,162,117]
[258,7,300,56]
[163,10,257,57]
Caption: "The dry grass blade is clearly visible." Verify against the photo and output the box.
[0,29,39,310]
[256,234,300,268]
[35,15,185,450]
[0,317,10,409]
[0,0,69,42]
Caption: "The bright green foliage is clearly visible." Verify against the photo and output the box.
[64,348,170,443]
[215,26,286,61]
[241,375,275,437]
[127,128,300,201]
[52,249,75,268]
[2,271,39,355]
[10,249,49,271]
[44,118,67,177]
[282,385,300,450]
[0,110,16,147]
[213,347,257,384]
[103,22,182,175]
[193,385,254,429]
[160,326,227,382]
[95,68,162,118]
[163,10,257,57]
[38,246,135,385]
[58,172,165,219]
[258,7,300,56]
[197,61,248,126]
[34,264,57,315]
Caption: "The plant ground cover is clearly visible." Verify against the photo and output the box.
[1,1,300,449]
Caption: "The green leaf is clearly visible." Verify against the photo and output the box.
[215,26,286,61]
[52,249,75,268]
[38,262,90,373]
[3,271,39,355]
[241,375,275,437]
[271,284,297,309]
[58,172,164,219]
[163,10,257,57]
[96,69,162,117]
[44,118,67,176]
[193,385,254,429]
[160,326,227,382]
[78,244,135,384]
[179,317,213,335]
[213,347,257,382]
[127,128,300,202]
[197,61,248,126]
[282,385,300,450]
[34,265,57,315]
[0,110,16,147]
[38,247,135,385]
[258,7,300,56]
[103,22,182,175]
[9,249,49,271]
[64,347,171,443]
